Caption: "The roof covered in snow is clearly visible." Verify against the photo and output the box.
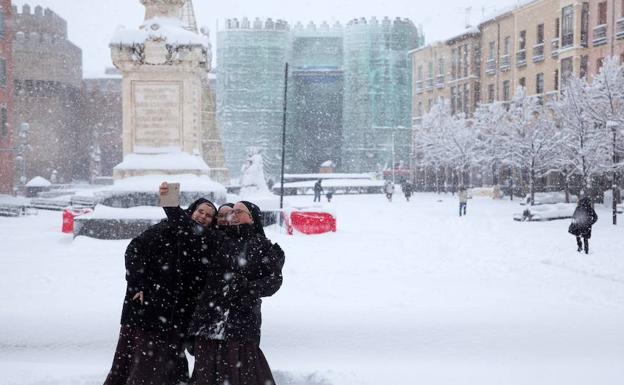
[113,152,210,172]
[25,176,51,187]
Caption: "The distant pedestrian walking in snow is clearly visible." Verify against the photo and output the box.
[568,197,598,254]
[326,189,334,203]
[313,179,324,202]
[458,186,468,216]
[402,181,413,202]
[384,180,395,202]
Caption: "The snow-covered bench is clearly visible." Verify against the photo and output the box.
[513,203,576,222]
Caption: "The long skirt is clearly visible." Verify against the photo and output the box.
[191,338,275,385]
[103,325,189,385]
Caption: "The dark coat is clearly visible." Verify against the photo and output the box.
[569,199,598,238]
[162,207,285,345]
[120,208,225,335]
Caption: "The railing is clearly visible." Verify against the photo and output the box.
[415,80,423,94]
[499,55,510,70]
[435,75,445,88]
[551,38,559,58]
[616,18,624,40]
[485,58,496,75]
[516,50,526,67]
[593,24,607,46]
[532,43,545,62]
[562,33,573,48]
[425,78,434,89]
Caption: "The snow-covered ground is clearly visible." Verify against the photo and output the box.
[1,193,624,385]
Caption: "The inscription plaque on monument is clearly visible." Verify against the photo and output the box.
[132,81,183,151]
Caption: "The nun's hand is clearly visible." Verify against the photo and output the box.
[159,182,168,196]
[132,291,144,305]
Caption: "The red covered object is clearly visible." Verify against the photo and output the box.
[290,211,336,235]
[62,208,92,233]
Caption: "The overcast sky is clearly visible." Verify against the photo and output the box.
[13,0,518,76]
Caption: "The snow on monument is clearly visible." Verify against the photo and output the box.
[108,0,225,201]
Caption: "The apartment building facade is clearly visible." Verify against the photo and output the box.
[410,0,624,188]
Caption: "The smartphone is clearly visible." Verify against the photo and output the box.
[159,183,180,207]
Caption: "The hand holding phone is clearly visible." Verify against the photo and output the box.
[159,182,180,207]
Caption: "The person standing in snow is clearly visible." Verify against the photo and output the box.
[163,199,284,385]
[326,188,334,203]
[103,195,221,385]
[402,180,413,202]
[458,186,468,216]
[313,179,324,202]
[568,197,598,254]
[384,180,395,202]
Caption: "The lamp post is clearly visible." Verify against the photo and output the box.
[607,120,620,225]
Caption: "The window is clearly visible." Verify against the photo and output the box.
[554,69,559,91]
[561,57,573,82]
[428,62,434,78]
[463,45,469,77]
[562,5,574,47]
[0,11,4,39]
[0,59,6,87]
[519,30,527,50]
[488,84,495,103]
[580,55,588,78]
[457,86,463,113]
[519,77,526,88]
[620,53,624,64]
[598,2,607,25]
[451,48,457,79]
[581,2,589,47]
[555,18,560,38]
[463,84,470,114]
[418,65,423,81]
[474,83,481,106]
[537,24,544,44]
[438,58,444,76]
[597,57,604,72]
[0,107,6,137]
[503,80,510,101]
[451,86,456,114]
[417,102,423,116]
[427,99,433,111]
[488,41,495,60]
[504,36,511,55]
[536,73,544,94]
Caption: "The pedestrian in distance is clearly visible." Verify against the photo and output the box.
[313,179,324,202]
[384,180,395,202]
[402,181,413,202]
[103,192,219,385]
[326,188,334,203]
[458,185,468,216]
[568,196,598,254]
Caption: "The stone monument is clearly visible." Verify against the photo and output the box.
[110,0,219,181]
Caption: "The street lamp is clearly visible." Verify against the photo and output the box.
[607,120,620,225]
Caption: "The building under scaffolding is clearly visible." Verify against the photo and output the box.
[216,18,290,178]
[342,17,423,173]
[217,17,423,177]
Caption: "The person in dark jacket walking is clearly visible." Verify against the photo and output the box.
[163,200,285,385]
[313,179,324,202]
[402,181,413,202]
[103,196,220,385]
[569,197,598,254]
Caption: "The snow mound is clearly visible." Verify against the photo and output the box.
[25,176,51,187]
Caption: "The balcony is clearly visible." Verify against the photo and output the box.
[562,33,573,48]
[415,80,423,94]
[532,43,544,63]
[516,49,527,67]
[617,18,624,40]
[485,58,496,75]
[593,24,607,46]
[499,55,511,71]
[435,75,445,88]
[425,78,434,90]
[551,38,559,58]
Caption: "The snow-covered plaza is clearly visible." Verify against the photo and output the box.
[1,193,624,385]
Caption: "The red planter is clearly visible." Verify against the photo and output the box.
[290,211,336,235]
